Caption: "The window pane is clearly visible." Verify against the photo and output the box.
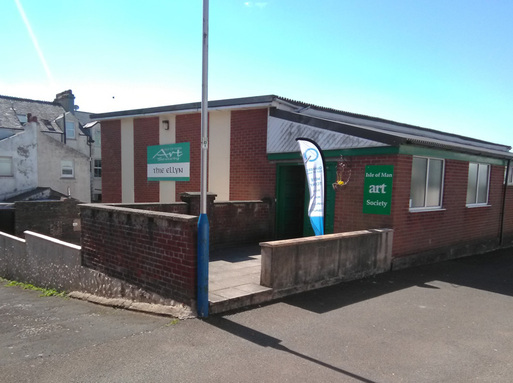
[94,159,102,178]
[477,164,489,204]
[0,157,12,176]
[61,160,74,177]
[66,122,75,139]
[466,163,478,204]
[410,157,427,207]
[426,159,443,207]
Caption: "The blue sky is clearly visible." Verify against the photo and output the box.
[1,0,512,147]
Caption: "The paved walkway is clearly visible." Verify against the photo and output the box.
[209,245,272,314]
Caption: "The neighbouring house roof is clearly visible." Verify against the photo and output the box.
[74,110,96,126]
[0,94,65,133]
[91,94,513,160]
[0,94,98,140]
[3,187,69,202]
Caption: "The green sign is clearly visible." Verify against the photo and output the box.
[363,165,394,215]
[147,143,190,181]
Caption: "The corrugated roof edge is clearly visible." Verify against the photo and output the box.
[90,93,511,153]
[276,96,512,153]
[90,95,278,120]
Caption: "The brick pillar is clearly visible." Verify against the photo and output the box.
[180,192,216,216]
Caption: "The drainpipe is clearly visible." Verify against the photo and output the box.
[499,158,511,246]
[87,134,94,202]
[62,113,67,144]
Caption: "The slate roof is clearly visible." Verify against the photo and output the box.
[0,94,98,140]
[0,94,65,133]
[3,187,69,202]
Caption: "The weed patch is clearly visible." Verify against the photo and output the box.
[2,278,66,297]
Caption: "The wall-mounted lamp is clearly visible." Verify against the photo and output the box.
[162,120,170,130]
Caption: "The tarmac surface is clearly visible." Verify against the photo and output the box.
[1,247,512,382]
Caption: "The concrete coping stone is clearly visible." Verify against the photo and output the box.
[24,230,81,250]
[180,192,217,197]
[214,200,266,204]
[79,203,198,222]
[0,230,26,243]
[260,228,393,248]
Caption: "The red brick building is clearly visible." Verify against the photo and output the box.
[92,95,513,266]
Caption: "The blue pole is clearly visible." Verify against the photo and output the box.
[197,0,209,318]
[197,213,209,317]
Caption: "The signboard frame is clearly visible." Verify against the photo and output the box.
[147,142,190,181]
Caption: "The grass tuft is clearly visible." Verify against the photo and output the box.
[2,278,66,297]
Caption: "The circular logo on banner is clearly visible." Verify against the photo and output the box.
[304,148,319,162]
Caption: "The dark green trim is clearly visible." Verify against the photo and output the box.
[269,144,508,166]
[398,145,507,165]
[268,146,399,161]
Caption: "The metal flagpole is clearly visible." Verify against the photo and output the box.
[197,0,209,318]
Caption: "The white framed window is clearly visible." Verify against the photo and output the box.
[65,121,75,139]
[0,156,13,176]
[410,156,444,210]
[506,163,513,185]
[93,159,102,178]
[61,160,74,178]
[466,163,490,206]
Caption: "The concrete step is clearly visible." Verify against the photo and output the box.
[209,284,273,314]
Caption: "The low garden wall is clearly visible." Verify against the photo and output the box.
[80,204,198,305]
[211,200,274,248]
[15,199,81,244]
[0,230,194,317]
[260,229,393,294]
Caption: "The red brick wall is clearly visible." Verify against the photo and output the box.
[230,108,275,200]
[80,205,197,304]
[175,114,201,200]
[101,120,122,202]
[211,201,274,247]
[334,155,397,233]
[394,161,505,257]
[334,154,508,258]
[134,117,160,202]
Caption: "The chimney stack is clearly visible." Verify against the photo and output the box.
[54,90,75,113]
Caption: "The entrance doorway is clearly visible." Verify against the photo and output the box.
[275,165,305,239]
[275,163,336,240]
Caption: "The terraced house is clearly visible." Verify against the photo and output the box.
[0,90,101,203]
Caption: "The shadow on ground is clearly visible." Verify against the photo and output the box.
[210,244,262,263]
[282,247,513,314]
[205,247,512,382]
[206,315,379,383]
